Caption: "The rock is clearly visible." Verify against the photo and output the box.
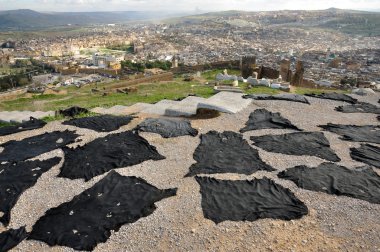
[352,88,376,96]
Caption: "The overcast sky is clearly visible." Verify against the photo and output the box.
[1,0,379,12]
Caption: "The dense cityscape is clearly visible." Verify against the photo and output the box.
[0,4,380,252]
[1,8,380,92]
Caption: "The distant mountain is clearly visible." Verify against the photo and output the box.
[0,9,182,31]
[2,8,380,35]
[165,8,380,36]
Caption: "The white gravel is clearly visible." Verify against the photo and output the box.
[1,93,379,252]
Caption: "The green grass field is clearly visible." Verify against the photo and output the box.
[0,80,215,111]
[0,69,347,115]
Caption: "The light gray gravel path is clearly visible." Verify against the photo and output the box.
[1,92,379,252]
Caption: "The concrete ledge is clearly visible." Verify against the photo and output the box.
[141,100,179,115]
[197,91,252,114]
[0,111,55,123]
[165,96,207,117]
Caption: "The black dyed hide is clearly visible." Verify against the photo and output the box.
[0,157,61,226]
[195,176,308,224]
[278,163,380,204]
[186,131,275,177]
[0,130,79,162]
[29,171,177,251]
[350,144,380,169]
[251,132,341,162]
[305,92,358,104]
[240,108,301,132]
[335,102,380,114]
[62,115,134,132]
[242,94,310,104]
[58,106,89,117]
[0,227,28,252]
[136,118,198,138]
[0,117,46,136]
[319,123,380,144]
[59,131,165,181]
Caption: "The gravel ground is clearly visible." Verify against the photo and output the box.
[1,93,380,252]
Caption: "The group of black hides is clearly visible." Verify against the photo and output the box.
[278,162,380,204]
[62,115,134,132]
[0,158,61,226]
[319,123,380,144]
[0,117,46,136]
[186,131,274,177]
[135,118,198,138]
[0,130,79,162]
[350,144,380,169]
[59,131,165,181]
[335,102,380,114]
[29,171,177,251]
[305,92,358,104]
[195,176,308,224]
[0,227,28,252]
[242,94,310,104]
[251,132,341,162]
[240,108,301,132]
[57,106,89,117]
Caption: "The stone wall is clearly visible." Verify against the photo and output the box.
[241,56,257,79]
[280,59,292,82]
[57,67,119,76]
[258,66,280,79]
[59,68,78,75]
[110,72,174,89]
[79,68,119,76]
[291,61,305,86]
[171,60,240,74]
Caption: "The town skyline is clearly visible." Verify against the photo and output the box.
[1,0,380,12]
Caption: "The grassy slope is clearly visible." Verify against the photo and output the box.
[319,14,380,36]
[0,79,215,111]
[0,69,347,112]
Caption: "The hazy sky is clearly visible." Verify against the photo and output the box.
[1,0,379,12]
